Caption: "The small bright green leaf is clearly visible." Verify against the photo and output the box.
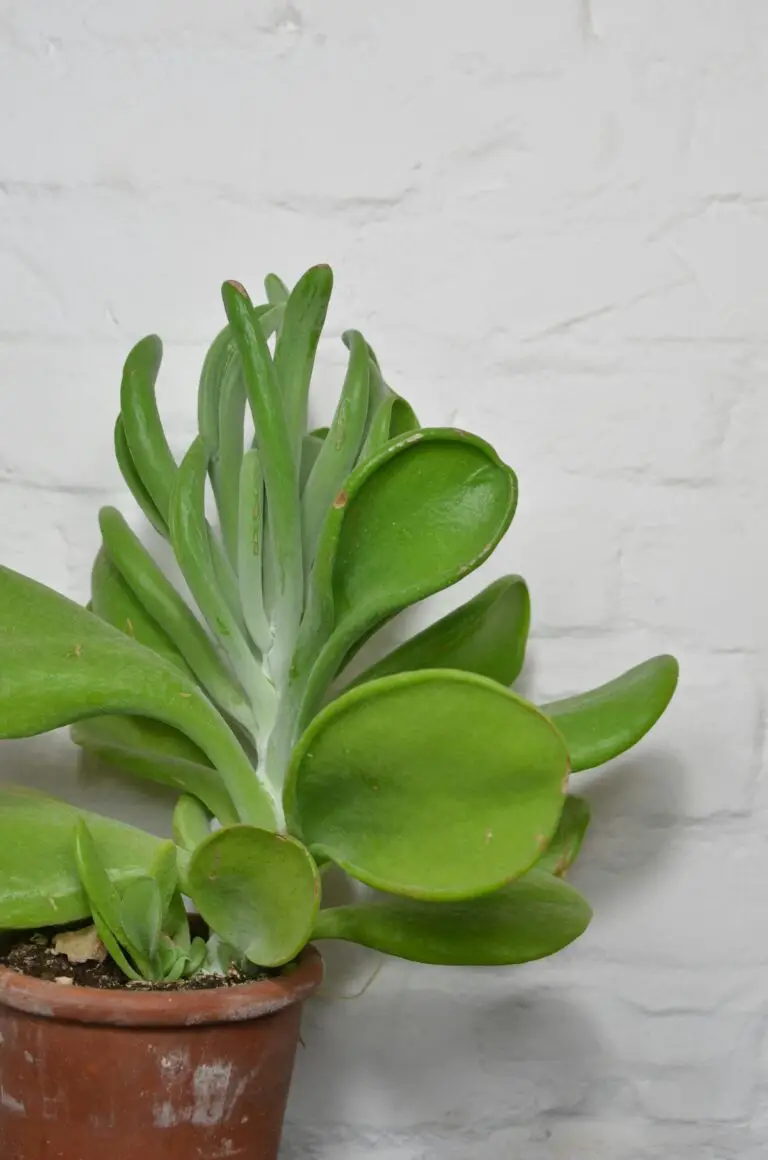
[301,331,370,567]
[120,876,163,962]
[74,819,154,974]
[149,840,179,918]
[273,264,333,453]
[313,869,592,965]
[0,788,167,929]
[91,546,191,674]
[297,428,518,725]
[187,826,320,967]
[286,670,569,901]
[119,335,177,524]
[92,906,143,981]
[351,575,530,688]
[113,416,169,538]
[71,715,237,825]
[184,936,208,977]
[0,567,276,828]
[541,655,680,772]
[534,796,591,877]
[173,794,213,852]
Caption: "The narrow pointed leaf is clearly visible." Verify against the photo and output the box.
[0,788,169,929]
[119,335,177,523]
[223,281,303,673]
[98,506,252,726]
[91,546,191,674]
[273,264,333,454]
[187,826,320,967]
[352,575,530,688]
[534,795,591,877]
[313,870,591,965]
[542,655,679,772]
[286,670,569,901]
[120,876,163,962]
[71,715,237,825]
[0,567,277,828]
[114,416,169,538]
[237,447,270,654]
[297,428,517,725]
[170,438,270,720]
[301,330,370,567]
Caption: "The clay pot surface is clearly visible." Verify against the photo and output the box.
[0,944,322,1160]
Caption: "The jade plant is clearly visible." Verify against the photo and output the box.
[0,266,679,980]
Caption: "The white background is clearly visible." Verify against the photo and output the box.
[1,3,766,1157]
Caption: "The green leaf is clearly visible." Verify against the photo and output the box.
[149,839,179,918]
[170,438,272,721]
[120,876,163,962]
[98,506,253,728]
[119,335,177,524]
[534,795,591,877]
[286,670,569,901]
[113,416,169,538]
[299,428,329,494]
[237,447,270,654]
[173,794,213,851]
[0,567,276,829]
[301,331,370,567]
[273,264,333,455]
[198,325,235,460]
[187,826,320,967]
[297,428,518,726]
[184,936,208,977]
[313,869,592,965]
[91,546,192,674]
[71,715,237,825]
[222,281,303,676]
[541,655,680,772]
[351,575,530,688]
[357,344,419,464]
[264,272,290,306]
[0,787,168,929]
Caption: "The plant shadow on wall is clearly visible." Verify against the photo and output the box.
[0,266,678,1132]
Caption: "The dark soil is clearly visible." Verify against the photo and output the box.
[0,929,278,992]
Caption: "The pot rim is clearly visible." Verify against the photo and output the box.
[0,944,323,1028]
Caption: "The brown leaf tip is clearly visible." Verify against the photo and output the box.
[225,279,248,296]
[332,489,349,509]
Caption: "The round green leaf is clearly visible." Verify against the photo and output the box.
[286,670,569,901]
[541,655,679,772]
[297,428,518,726]
[351,574,530,688]
[313,869,592,965]
[187,826,320,967]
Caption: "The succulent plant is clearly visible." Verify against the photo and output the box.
[0,265,679,979]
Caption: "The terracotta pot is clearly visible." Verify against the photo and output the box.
[0,944,322,1160]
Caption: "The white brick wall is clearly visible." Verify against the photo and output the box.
[1,2,766,1155]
